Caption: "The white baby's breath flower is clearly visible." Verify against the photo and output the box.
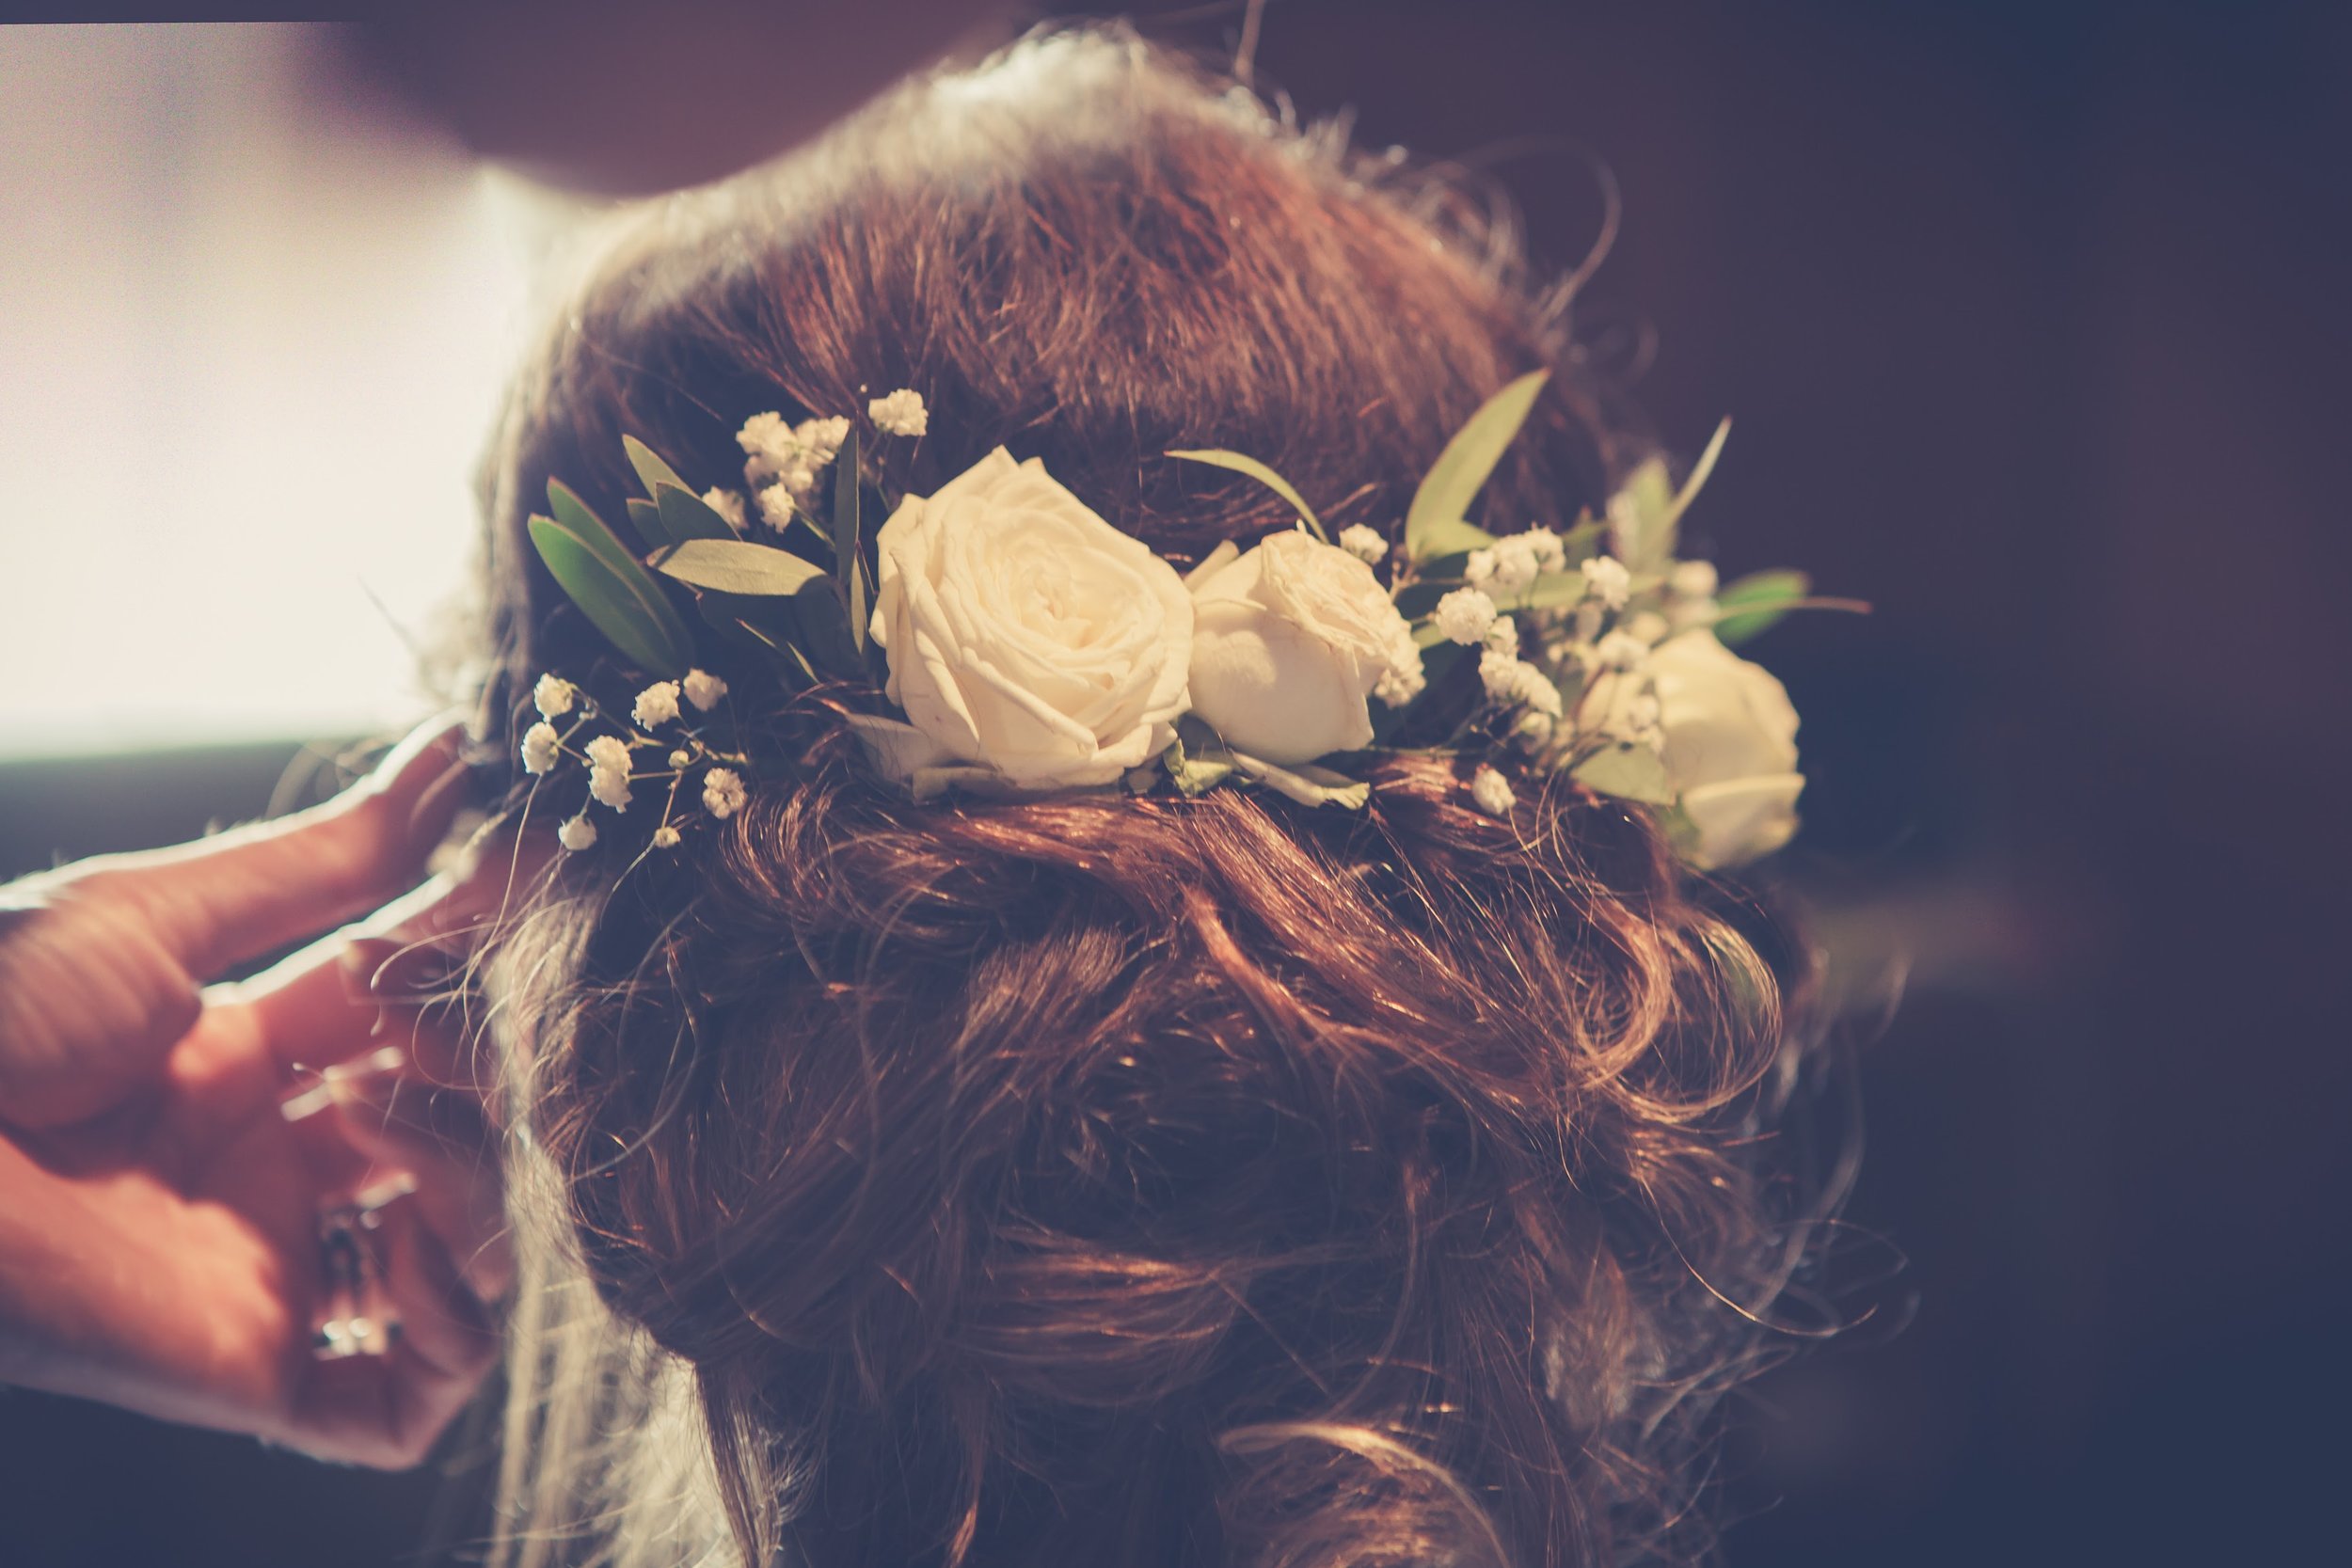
[584,735,632,811]
[1479,648,1524,703]
[1488,536,1540,596]
[667,749,691,768]
[737,411,793,466]
[520,721,561,775]
[1483,614,1519,657]
[532,673,576,719]
[1518,666,1564,718]
[651,825,681,848]
[1595,630,1650,672]
[702,487,748,531]
[632,681,681,728]
[867,388,929,436]
[702,767,748,819]
[1434,586,1498,646]
[1669,560,1719,600]
[1374,659,1425,707]
[1513,708,1557,747]
[796,416,850,464]
[755,482,802,530]
[740,412,850,497]
[556,815,598,851]
[1464,548,1496,587]
[1581,554,1632,610]
[682,668,727,711]
[1479,650,1564,718]
[1470,765,1516,817]
[1523,527,1566,573]
[1337,524,1389,564]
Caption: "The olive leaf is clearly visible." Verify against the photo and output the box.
[1710,569,1811,645]
[1405,369,1549,562]
[653,538,832,596]
[1164,720,1237,797]
[654,483,737,545]
[1410,517,1499,560]
[1571,744,1675,805]
[1168,449,1330,543]
[833,424,867,653]
[625,498,663,548]
[622,435,690,501]
[528,513,693,676]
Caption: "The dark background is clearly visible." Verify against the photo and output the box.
[4,1,2348,1562]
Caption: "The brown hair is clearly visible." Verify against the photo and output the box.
[471,26,1827,1568]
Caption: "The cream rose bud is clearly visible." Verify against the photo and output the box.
[1641,630,1804,868]
[1186,529,1416,765]
[867,448,1194,789]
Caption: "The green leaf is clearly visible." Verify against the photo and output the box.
[1410,516,1498,560]
[624,498,662,548]
[1405,369,1549,562]
[653,483,736,545]
[1571,744,1675,805]
[784,577,866,680]
[622,435,689,501]
[1162,724,1236,797]
[1167,449,1329,543]
[653,538,832,596]
[833,425,866,653]
[1711,569,1810,645]
[1495,570,1588,615]
[528,515,692,676]
[1661,417,1731,544]
[538,479,693,671]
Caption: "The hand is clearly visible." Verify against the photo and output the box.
[0,717,542,1467]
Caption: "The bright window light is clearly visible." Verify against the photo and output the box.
[0,25,567,758]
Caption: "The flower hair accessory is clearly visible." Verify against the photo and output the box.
[521,376,1860,868]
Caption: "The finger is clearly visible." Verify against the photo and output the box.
[330,1066,513,1303]
[74,713,474,980]
[217,815,556,1085]
[288,1198,499,1470]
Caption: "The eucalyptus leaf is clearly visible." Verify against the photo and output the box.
[1496,570,1588,615]
[1168,449,1328,542]
[833,425,866,653]
[785,576,866,679]
[625,498,662,548]
[1405,369,1549,562]
[654,483,737,545]
[622,436,689,501]
[1710,569,1811,645]
[1571,744,1676,806]
[654,538,832,596]
[528,515,692,675]
[547,480,643,582]
[1410,516,1499,560]
[1161,728,1235,797]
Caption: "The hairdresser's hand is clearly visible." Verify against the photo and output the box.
[0,717,538,1467]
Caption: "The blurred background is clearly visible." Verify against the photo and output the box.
[3,2,2347,1563]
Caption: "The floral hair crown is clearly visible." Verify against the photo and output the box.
[519,374,1857,868]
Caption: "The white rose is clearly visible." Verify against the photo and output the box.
[1581,630,1804,868]
[1651,631,1804,867]
[1185,529,1416,765]
[867,448,1194,789]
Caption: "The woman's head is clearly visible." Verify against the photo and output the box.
[474,26,1821,1568]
